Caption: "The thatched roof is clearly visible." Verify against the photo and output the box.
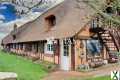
[2,0,106,44]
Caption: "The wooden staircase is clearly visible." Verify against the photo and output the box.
[98,28,120,54]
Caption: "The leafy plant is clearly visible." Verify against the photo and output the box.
[83,0,120,27]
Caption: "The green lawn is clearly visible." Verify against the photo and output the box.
[86,76,110,80]
[0,51,48,80]
[0,50,111,80]
[70,76,110,80]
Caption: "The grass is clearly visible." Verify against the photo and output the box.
[86,76,110,80]
[0,50,113,80]
[69,76,110,80]
[0,50,48,80]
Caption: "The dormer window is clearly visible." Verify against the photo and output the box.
[106,7,114,14]
[13,35,16,40]
[45,15,56,29]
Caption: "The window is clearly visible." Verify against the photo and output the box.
[45,15,56,28]
[20,44,23,50]
[91,18,99,28]
[27,44,32,51]
[45,40,54,54]
[106,7,114,14]
[13,44,16,49]
[86,40,102,57]
[63,40,69,56]
[13,35,16,40]
[10,44,13,48]
[47,44,54,51]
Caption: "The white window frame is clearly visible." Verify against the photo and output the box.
[45,40,54,54]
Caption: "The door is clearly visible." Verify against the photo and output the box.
[61,40,70,71]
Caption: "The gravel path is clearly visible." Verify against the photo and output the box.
[43,64,120,80]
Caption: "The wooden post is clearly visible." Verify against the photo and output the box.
[83,40,87,64]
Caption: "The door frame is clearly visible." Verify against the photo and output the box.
[60,39,72,71]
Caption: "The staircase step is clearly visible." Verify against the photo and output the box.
[103,40,113,43]
[106,46,117,48]
[106,46,116,48]
[103,40,113,42]
[108,51,118,54]
[109,49,117,51]
[106,45,116,47]
[102,37,112,39]
[99,29,120,53]
[102,38,111,40]
[108,47,117,49]
[101,35,110,37]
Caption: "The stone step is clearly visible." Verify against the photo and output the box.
[0,72,17,80]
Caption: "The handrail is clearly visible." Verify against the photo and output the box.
[108,29,119,52]
[113,29,120,49]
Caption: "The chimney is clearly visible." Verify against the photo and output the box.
[13,23,17,31]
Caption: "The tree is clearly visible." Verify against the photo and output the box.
[12,0,46,14]
[76,0,120,27]
[0,0,56,15]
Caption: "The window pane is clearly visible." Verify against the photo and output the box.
[63,40,69,56]
[51,44,54,51]
[47,44,54,51]
[87,40,102,56]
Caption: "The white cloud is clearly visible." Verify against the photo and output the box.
[0,14,5,20]
[0,12,41,35]
[0,20,4,24]
[0,6,7,10]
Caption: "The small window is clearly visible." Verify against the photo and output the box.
[13,35,16,40]
[13,44,16,49]
[91,18,99,28]
[106,7,113,14]
[45,41,54,54]
[20,44,23,50]
[45,15,56,27]
[47,44,54,51]
[27,44,32,51]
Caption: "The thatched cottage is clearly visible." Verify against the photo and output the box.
[1,0,120,71]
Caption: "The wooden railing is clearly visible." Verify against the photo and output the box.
[108,29,119,51]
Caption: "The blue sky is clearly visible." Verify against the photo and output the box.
[0,0,64,43]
